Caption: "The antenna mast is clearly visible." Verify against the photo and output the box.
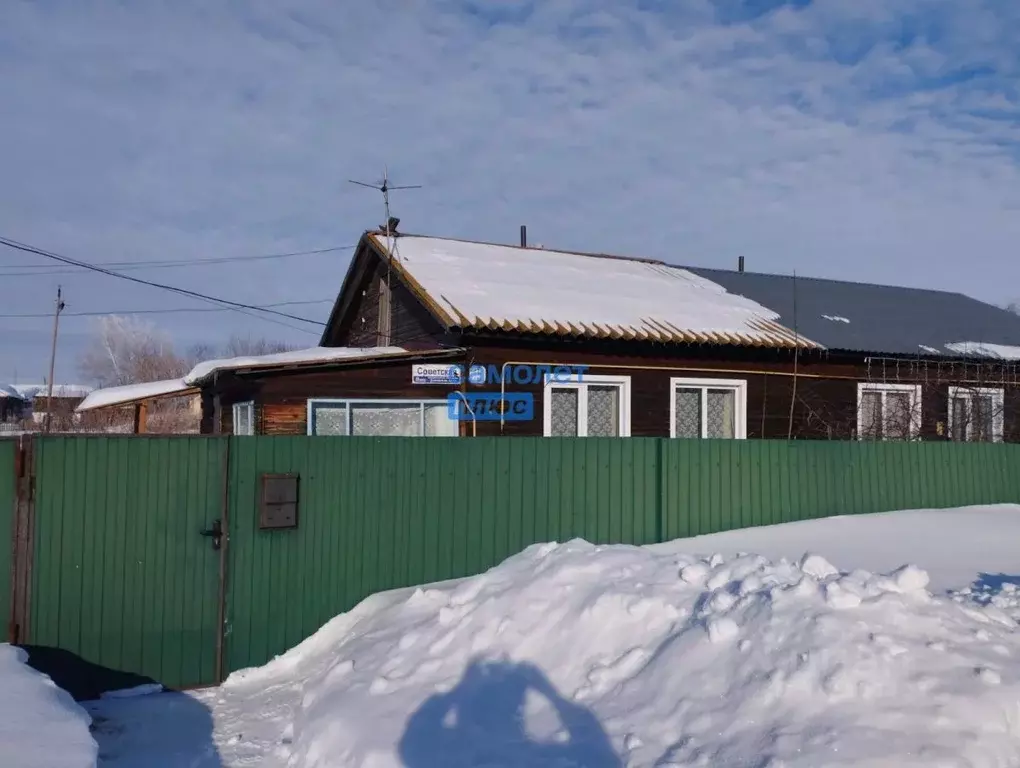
[349,167,421,344]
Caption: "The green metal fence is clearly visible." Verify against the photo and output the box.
[29,437,225,688]
[224,437,661,672]
[660,440,1020,539]
[0,439,15,640]
[13,435,1020,686]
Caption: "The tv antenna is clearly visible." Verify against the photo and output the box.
[349,166,421,258]
[349,167,421,344]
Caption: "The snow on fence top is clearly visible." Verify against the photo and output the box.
[374,234,820,348]
[78,346,411,411]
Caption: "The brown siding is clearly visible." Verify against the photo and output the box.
[325,254,448,349]
[200,335,1020,442]
[463,345,861,439]
[209,355,467,435]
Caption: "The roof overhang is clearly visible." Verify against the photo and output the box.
[77,379,200,412]
[221,346,465,379]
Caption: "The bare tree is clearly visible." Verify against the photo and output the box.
[221,335,296,358]
[79,316,189,388]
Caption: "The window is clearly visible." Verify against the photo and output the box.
[543,374,631,437]
[670,378,747,439]
[232,401,255,436]
[857,384,921,440]
[306,399,458,437]
[948,387,1003,443]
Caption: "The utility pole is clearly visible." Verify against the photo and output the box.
[44,286,65,434]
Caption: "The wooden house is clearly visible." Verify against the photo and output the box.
[0,385,28,423]
[78,227,1020,442]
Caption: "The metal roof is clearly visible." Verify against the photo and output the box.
[683,267,1020,357]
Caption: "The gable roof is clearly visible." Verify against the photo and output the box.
[359,233,816,349]
[684,267,1020,358]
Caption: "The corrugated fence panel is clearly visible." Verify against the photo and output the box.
[30,437,225,688]
[0,439,15,639]
[225,436,659,673]
[662,440,1020,539]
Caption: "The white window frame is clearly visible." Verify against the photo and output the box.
[542,373,631,437]
[306,398,456,437]
[947,386,1004,443]
[856,383,922,441]
[232,401,255,436]
[669,377,748,439]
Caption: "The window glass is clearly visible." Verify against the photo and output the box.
[706,389,736,439]
[549,388,579,436]
[859,391,882,439]
[587,385,620,437]
[311,404,349,436]
[884,391,912,440]
[674,388,701,438]
[424,403,458,436]
[350,404,419,436]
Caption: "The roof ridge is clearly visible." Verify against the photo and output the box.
[371,230,672,268]
[682,264,984,300]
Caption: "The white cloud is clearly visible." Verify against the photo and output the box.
[0,0,1018,380]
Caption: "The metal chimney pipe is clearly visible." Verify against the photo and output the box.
[738,255,745,273]
[520,225,527,248]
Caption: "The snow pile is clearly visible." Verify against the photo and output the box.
[0,644,97,768]
[223,539,1020,767]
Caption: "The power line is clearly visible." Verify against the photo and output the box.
[0,235,328,331]
[0,245,354,277]
[0,299,333,319]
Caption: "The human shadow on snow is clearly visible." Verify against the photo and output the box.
[398,658,621,768]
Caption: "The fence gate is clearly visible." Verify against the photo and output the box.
[27,436,228,689]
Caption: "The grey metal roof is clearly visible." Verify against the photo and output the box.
[683,266,1020,357]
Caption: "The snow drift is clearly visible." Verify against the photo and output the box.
[221,538,1020,767]
[0,644,98,768]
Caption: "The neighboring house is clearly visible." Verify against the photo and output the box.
[0,384,28,423]
[78,226,1020,442]
[13,384,93,426]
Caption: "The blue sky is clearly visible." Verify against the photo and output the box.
[1,0,1019,383]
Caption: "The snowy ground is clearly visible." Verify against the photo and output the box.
[0,644,97,768]
[80,505,1020,766]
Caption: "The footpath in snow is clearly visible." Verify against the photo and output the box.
[0,644,97,768]
[79,505,1020,766]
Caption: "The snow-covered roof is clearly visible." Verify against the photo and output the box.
[78,346,416,411]
[943,342,1020,360]
[12,384,92,399]
[0,383,27,400]
[77,378,197,412]
[184,346,410,385]
[373,234,818,349]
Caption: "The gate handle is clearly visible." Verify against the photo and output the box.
[200,519,223,551]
